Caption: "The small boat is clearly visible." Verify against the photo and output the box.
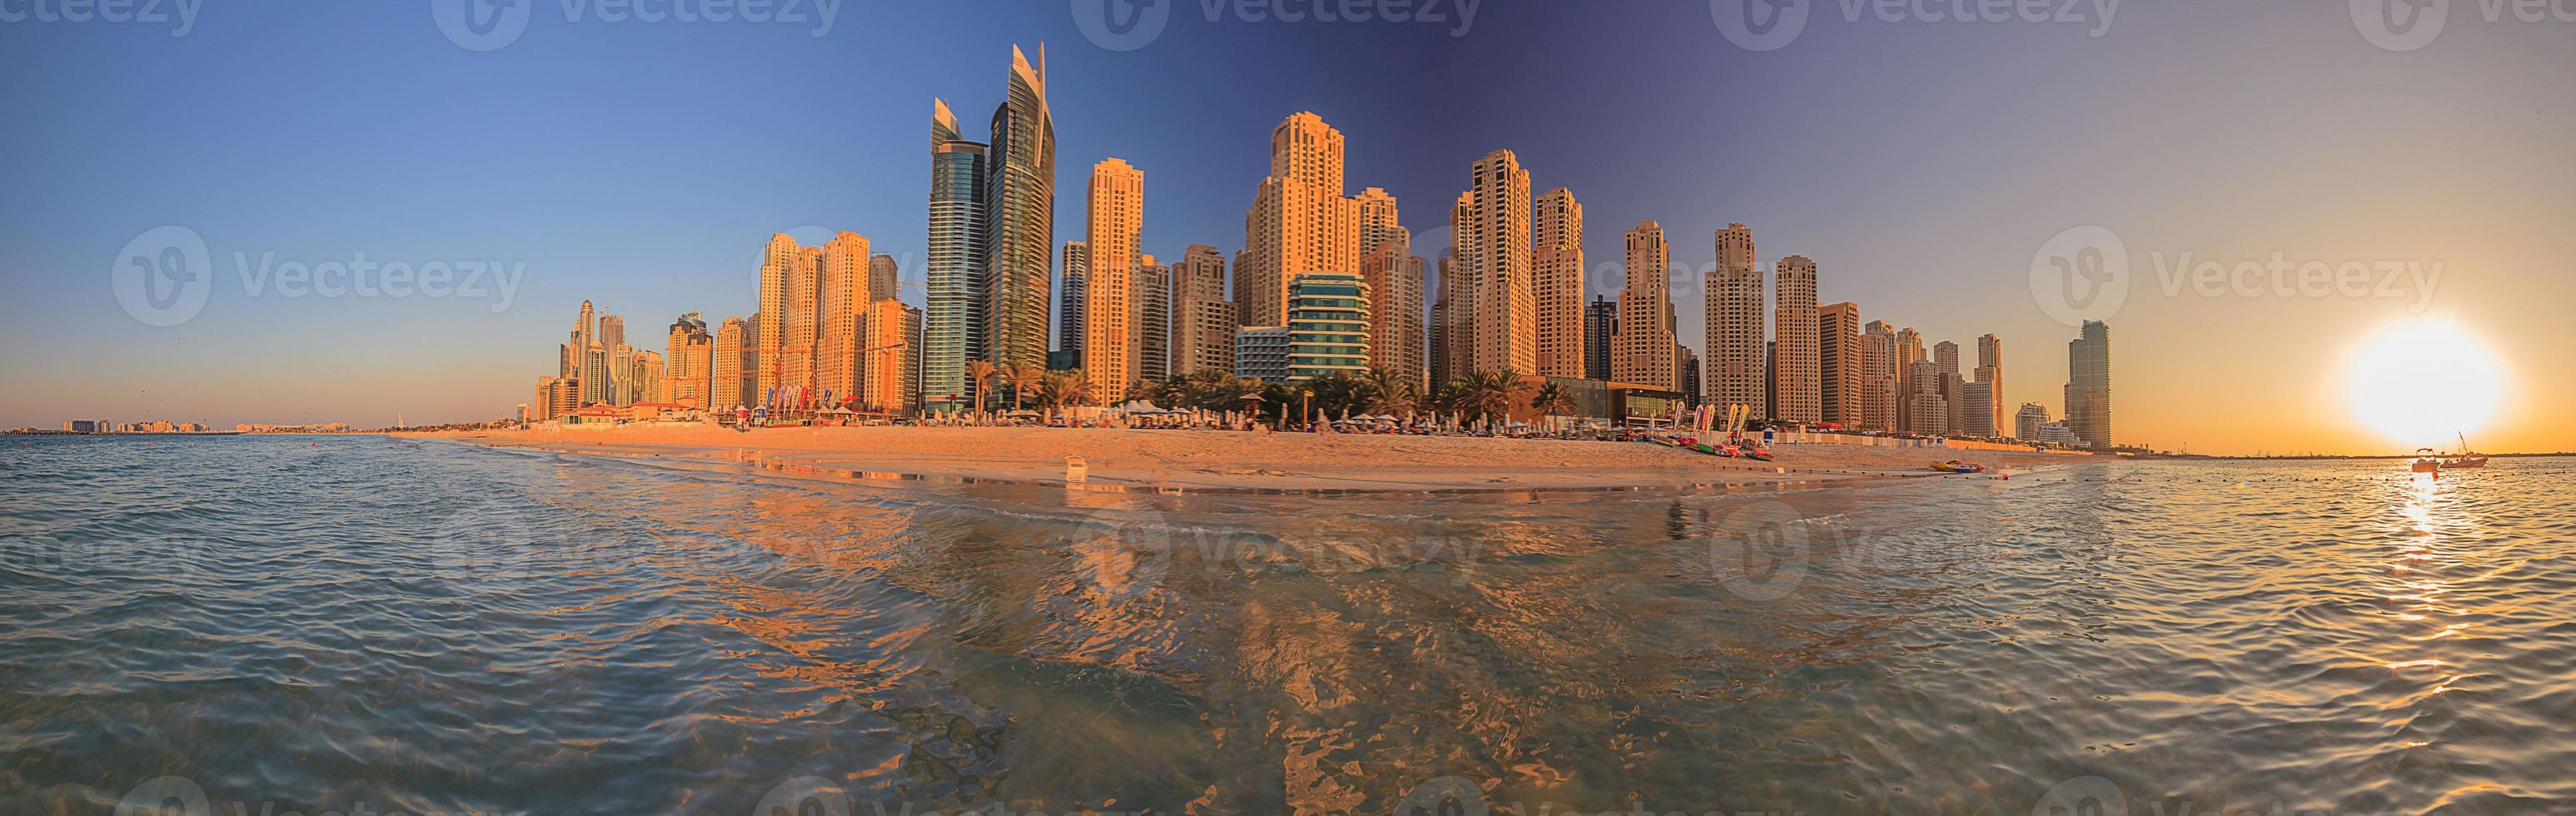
[1929,460,1986,474]
[2410,448,2442,474]
[2442,433,2488,469]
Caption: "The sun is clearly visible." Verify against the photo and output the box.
[2344,320,2505,450]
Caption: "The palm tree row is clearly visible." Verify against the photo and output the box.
[952,362,1582,430]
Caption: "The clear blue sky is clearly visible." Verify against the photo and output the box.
[4,1,2570,452]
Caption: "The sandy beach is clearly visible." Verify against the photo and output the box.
[402,424,2090,491]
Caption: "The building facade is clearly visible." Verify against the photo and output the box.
[1584,296,1617,381]
[1614,221,1676,389]
[1083,157,1142,397]
[983,45,1056,376]
[1285,272,1370,381]
[1819,301,1860,427]
[1238,112,1361,330]
[1772,254,1821,424]
[1234,326,1289,382]
[924,98,989,414]
[2065,320,2111,450]
[1532,187,1586,377]
[1466,150,1535,374]
[1708,223,1764,417]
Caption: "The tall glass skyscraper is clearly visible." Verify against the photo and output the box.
[982,45,1055,374]
[924,99,988,413]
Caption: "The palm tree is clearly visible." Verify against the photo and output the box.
[1530,381,1575,433]
[1004,360,1045,412]
[965,360,999,417]
[1035,370,1089,421]
[1363,366,1417,417]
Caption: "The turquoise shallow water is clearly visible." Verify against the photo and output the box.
[2,435,2571,815]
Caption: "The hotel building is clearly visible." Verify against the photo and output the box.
[1533,187,1586,377]
[1083,157,1143,397]
[1819,302,1861,427]
[1614,221,1676,389]
[1709,223,1764,417]
[1772,254,1821,424]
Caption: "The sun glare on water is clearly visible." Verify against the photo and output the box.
[2345,321,2505,450]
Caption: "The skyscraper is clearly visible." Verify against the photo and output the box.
[1432,192,1476,386]
[1959,381,1996,437]
[1907,360,1950,435]
[1614,221,1675,388]
[1773,255,1820,424]
[1895,326,1925,431]
[868,253,899,302]
[2066,320,2111,450]
[1172,244,1236,377]
[1354,186,1419,384]
[924,98,989,414]
[1238,112,1361,329]
[983,44,1055,375]
[1083,157,1142,397]
[666,312,712,409]
[1680,346,1703,406]
[712,316,750,412]
[1860,320,1898,431]
[2015,402,2049,441]
[1709,223,1764,416]
[1137,256,1172,383]
[1820,302,1860,427]
[1058,241,1088,360]
[1355,187,1405,261]
[1466,150,1534,374]
[863,299,922,415]
[1583,296,1617,381]
[1974,334,2004,440]
[817,231,871,406]
[1176,297,1238,377]
[1933,340,1962,432]
[1532,187,1586,377]
[756,232,805,402]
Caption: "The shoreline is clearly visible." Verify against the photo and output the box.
[397,425,2090,494]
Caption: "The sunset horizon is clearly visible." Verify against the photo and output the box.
[7,3,2574,815]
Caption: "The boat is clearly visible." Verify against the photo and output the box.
[2410,448,2442,474]
[2442,433,2488,469]
[1929,460,1987,474]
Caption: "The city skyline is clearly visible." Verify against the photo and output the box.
[5,3,2569,455]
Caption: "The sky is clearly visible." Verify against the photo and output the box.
[2,0,2570,455]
